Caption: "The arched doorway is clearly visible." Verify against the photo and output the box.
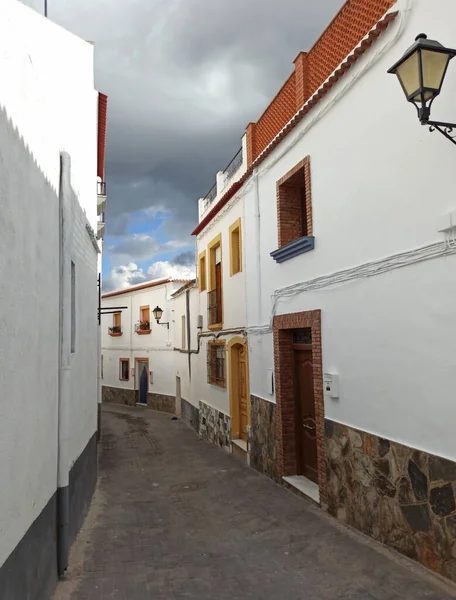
[229,338,250,442]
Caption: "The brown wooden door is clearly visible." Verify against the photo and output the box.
[239,346,248,442]
[215,262,222,323]
[294,348,318,482]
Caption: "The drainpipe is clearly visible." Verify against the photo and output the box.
[186,289,191,379]
[97,272,102,441]
[57,152,72,577]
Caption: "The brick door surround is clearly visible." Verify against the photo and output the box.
[273,310,327,506]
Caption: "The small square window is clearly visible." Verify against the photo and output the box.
[119,359,130,381]
[207,342,226,388]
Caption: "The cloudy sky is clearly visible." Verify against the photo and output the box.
[24,0,344,291]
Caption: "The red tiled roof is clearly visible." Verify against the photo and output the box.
[97,92,108,180]
[102,277,190,298]
[191,9,397,237]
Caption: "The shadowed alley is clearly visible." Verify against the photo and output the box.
[54,405,456,600]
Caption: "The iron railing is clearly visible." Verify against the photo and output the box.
[97,180,107,196]
[135,320,151,332]
[223,148,242,184]
[203,183,217,210]
[207,342,226,387]
[208,288,222,326]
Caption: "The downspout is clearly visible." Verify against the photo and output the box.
[97,272,101,441]
[57,152,72,577]
[186,289,191,379]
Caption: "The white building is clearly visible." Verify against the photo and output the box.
[189,137,250,458]
[0,1,106,597]
[240,0,456,582]
[101,278,193,413]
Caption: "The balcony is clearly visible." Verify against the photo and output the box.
[222,148,242,187]
[108,325,122,337]
[97,219,106,240]
[203,183,217,212]
[135,320,151,335]
[208,288,223,328]
[97,181,107,216]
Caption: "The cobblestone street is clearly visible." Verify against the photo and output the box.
[54,404,456,600]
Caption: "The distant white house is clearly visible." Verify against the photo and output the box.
[101,278,193,413]
[0,1,107,598]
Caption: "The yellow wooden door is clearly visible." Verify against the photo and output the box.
[239,346,248,442]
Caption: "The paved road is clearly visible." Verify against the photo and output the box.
[54,404,456,600]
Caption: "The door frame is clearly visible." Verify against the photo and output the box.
[134,357,149,404]
[272,310,326,503]
[228,336,250,441]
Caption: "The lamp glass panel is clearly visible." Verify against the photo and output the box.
[421,49,450,91]
[395,50,420,98]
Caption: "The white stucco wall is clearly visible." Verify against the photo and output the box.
[0,0,98,227]
[0,0,99,570]
[192,188,248,416]
[244,0,456,461]
[101,281,185,398]
[197,190,247,331]
[170,285,199,409]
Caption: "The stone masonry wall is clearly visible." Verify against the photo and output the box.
[326,419,456,582]
[181,398,200,432]
[250,395,279,482]
[102,386,136,407]
[199,401,231,453]
[102,386,175,414]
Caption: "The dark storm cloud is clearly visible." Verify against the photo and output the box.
[173,250,196,266]
[23,0,344,237]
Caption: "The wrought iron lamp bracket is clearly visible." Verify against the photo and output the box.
[422,119,456,145]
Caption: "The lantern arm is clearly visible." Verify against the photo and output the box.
[425,119,456,146]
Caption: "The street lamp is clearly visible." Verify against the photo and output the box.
[152,306,169,329]
[388,33,456,145]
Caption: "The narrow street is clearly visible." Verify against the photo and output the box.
[54,405,456,600]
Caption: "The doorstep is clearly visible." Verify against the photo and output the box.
[232,439,247,452]
[136,403,148,408]
[282,475,320,504]
[231,439,250,465]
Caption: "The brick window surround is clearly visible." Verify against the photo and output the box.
[271,157,314,263]
[273,310,327,506]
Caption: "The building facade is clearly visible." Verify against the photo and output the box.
[0,2,106,598]
[241,0,456,582]
[101,278,191,413]
[190,136,250,460]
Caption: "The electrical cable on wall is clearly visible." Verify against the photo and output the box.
[247,240,456,336]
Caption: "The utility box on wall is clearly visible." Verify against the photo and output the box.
[324,373,339,399]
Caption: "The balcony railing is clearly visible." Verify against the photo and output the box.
[223,148,242,185]
[208,288,222,326]
[135,320,151,334]
[108,325,122,337]
[203,183,217,211]
[97,181,107,197]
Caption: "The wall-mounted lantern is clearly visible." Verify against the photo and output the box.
[388,34,456,144]
[153,306,169,329]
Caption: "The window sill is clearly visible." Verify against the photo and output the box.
[136,330,151,335]
[208,381,227,389]
[208,323,223,331]
[270,236,315,263]
[109,332,123,337]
